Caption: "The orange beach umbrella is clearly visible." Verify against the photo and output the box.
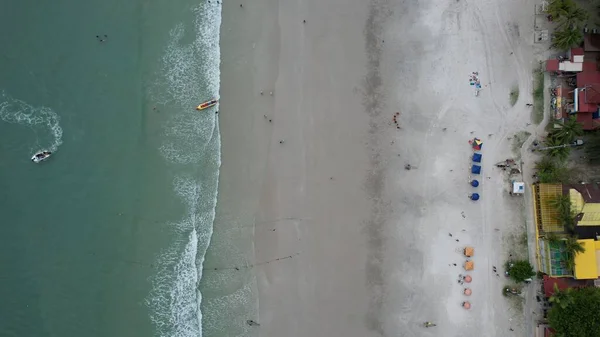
[464,288,472,296]
[464,247,474,257]
[462,301,471,309]
[464,261,474,271]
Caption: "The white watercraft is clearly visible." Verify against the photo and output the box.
[31,151,52,163]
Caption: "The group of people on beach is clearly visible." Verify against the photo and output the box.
[392,112,400,129]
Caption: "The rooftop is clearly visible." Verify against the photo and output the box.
[577,70,600,88]
[546,59,559,72]
[534,184,564,233]
[542,275,569,297]
[565,184,600,204]
[576,112,600,130]
[573,239,600,280]
[584,34,600,52]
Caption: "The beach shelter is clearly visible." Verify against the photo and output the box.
[470,180,479,187]
[464,261,474,271]
[512,182,525,194]
[469,138,483,151]
[471,165,481,174]
[463,275,472,283]
[472,153,482,163]
[464,247,474,257]
[464,288,472,296]
[470,193,480,201]
[462,301,471,309]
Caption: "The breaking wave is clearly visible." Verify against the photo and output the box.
[146,2,221,337]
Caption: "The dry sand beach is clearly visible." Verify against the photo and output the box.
[216,0,547,335]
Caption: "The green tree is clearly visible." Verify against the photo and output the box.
[547,0,588,28]
[564,236,586,256]
[549,195,572,215]
[557,2,588,29]
[535,156,557,172]
[536,159,570,183]
[565,255,576,273]
[550,284,574,309]
[507,260,536,282]
[544,136,571,160]
[562,237,586,274]
[552,116,584,144]
[547,0,573,20]
[545,232,563,245]
[548,287,600,336]
[552,26,584,50]
[585,131,600,165]
[558,211,575,232]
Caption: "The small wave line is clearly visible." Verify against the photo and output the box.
[203,252,301,271]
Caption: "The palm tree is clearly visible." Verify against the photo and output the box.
[544,136,571,160]
[564,236,586,256]
[549,283,574,309]
[552,116,584,144]
[564,255,576,273]
[557,2,588,29]
[549,195,572,215]
[550,195,576,231]
[545,232,563,245]
[558,211,575,232]
[547,0,587,25]
[535,156,556,173]
[552,26,584,50]
[547,0,572,20]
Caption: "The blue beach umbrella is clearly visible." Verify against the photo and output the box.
[472,153,482,163]
[471,165,481,174]
[471,180,479,187]
[470,193,480,201]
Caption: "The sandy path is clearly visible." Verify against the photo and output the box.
[217,0,544,335]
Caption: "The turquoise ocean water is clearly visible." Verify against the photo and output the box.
[0,1,248,336]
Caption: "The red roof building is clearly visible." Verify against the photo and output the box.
[584,34,600,52]
[575,69,600,129]
[543,275,569,297]
[570,48,584,62]
[546,59,559,72]
[582,62,597,72]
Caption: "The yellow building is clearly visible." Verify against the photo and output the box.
[573,239,600,280]
[533,184,600,279]
[532,183,564,234]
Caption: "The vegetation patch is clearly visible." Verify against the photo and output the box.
[532,67,544,124]
[533,116,583,183]
[585,132,600,165]
[505,260,535,283]
[547,0,587,50]
[548,287,600,336]
[509,86,519,106]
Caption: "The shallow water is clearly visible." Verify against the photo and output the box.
[0,1,228,336]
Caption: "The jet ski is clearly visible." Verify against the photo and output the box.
[31,151,52,163]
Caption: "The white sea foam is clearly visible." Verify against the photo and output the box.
[0,90,63,153]
[147,227,200,337]
[147,3,222,336]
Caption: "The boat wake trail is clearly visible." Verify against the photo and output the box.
[0,90,63,153]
